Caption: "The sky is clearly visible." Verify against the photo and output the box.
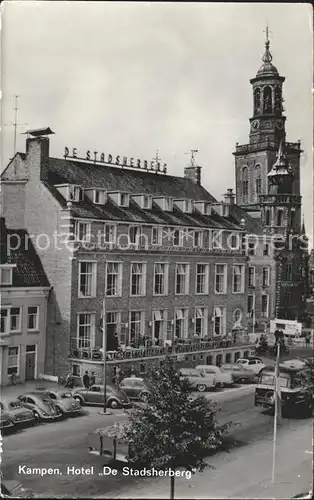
[1,2,313,244]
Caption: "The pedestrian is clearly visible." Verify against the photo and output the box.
[305,332,311,346]
[90,371,96,386]
[83,371,90,388]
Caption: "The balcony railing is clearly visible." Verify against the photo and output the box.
[234,141,301,155]
[259,194,301,205]
[69,338,255,362]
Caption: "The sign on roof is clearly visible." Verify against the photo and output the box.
[64,147,167,174]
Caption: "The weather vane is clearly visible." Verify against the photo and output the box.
[185,149,199,167]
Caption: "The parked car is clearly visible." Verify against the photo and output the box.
[0,398,36,429]
[220,363,257,383]
[236,357,265,375]
[178,368,216,392]
[18,392,61,420]
[72,384,131,409]
[1,480,34,498]
[40,388,82,416]
[119,377,152,402]
[196,365,233,387]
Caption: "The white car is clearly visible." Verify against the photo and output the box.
[196,365,233,387]
[236,357,265,375]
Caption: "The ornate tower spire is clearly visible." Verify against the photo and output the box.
[262,26,273,64]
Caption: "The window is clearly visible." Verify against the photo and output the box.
[265,208,270,226]
[183,200,192,213]
[7,346,19,375]
[173,229,182,247]
[212,230,223,250]
[130,263,146,296]
[142,195,152,209]
[261,295,269,318]
[193,231,204,248]
[213,307,225,336]
[105,262,122,296]
[283,263,292,281]
[255,165,262,195]
[94,189,106,205]
[233,309,242,324]
[215,264,227,294]
[152,227,162,246]
[78,262,97,297]
[72,364,81,377]
[69,185,83,202]
[27,306,39,331]
[175,264,189,294]
[0,267,13,285]
[76,221,91,243]
[276,209,283,227]
[174,309,188,339]
[262,267,270,287]
[103,224,116,244]
[130,311,145,346]
[242,167,248,201]
[263,243,270,256]
[232,265,245,293]
[153,263,168,295]
[129,226,142,245]
[248,295,255,316]
[152,310,166,345]
[10,307,21,332]
[230,233,240,250]
[77,313,95,349]
[195,264,209,294]
[195,308,208,337]
[163,198,173,211]
[0,308,9,334]
[120,193,129,207]
[106,311,123,345]
[248,242,256,256]
[248,266,255,287]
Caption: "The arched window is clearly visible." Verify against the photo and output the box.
[263,86,272,114]
[242,167,248,202]
[274,86,282,113]
[255,165,262,195]
[254,88,261,114]
[233,309,242,324]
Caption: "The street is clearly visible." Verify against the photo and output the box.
[2,385,312,498]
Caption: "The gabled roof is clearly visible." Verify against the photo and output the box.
[2,229,50,288]
[42,158,241,230]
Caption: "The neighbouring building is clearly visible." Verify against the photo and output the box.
[1,131,255,380]
[233,33,308,324]
[0,218,50,386]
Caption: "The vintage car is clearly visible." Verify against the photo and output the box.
[220,363,258,383]
[254,361,313,417]
[119,377,152,401]
[178,368,216,392]
[196,365,233,387]
[0,398,36,429]
[72,384,131,409]
[18,392,62,420]
[236,357,265,375]
[40,388,82,416]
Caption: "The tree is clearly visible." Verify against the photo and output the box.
[105,356,231,499]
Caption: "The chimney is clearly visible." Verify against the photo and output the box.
[223,188,236,205]
[184,166,202,185]
[0,218,7,263]
[25,128,54,181]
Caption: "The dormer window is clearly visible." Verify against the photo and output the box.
[163,198,173,211]
[142,195,152,210]
[0,266,13,286]
[94,189,107,205]
[119,193,129,207]
[69,185,83,202]
[183,200,193,213]
[193,201,212,215]
[55,184,83,202]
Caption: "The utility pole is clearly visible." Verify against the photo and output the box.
[13,95,19,157]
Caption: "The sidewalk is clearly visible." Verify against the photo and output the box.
[104,419,313,499]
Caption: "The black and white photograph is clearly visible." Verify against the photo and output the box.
[0,2,313,499]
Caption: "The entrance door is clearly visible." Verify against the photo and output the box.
[25,345,36,380]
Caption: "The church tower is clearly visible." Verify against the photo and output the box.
[233,29,302,209]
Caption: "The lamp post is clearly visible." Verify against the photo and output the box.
[101,296,108,415]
